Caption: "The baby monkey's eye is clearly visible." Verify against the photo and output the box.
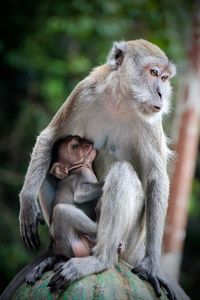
[150,69,159,76]
[71,144,78,150]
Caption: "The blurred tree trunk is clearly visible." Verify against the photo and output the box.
[162,0,200,280]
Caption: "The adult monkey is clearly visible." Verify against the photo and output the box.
[19,40,188,300]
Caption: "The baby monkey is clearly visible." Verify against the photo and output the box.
[50,135,102,258]
[26,135,124,285]
[26,135,102,284]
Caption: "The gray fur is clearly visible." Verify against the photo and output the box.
[50,167,101,258]
[19,40,189,299]
[26,147,103,285]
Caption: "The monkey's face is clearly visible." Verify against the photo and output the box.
[60,137,96,165]
[126,46,176,119]
[107,40,176,121]
[135,61,175,117]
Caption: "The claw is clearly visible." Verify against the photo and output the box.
[131,267,177,300]
[158,278,177,300]
[48,273,61,289]
[54,262,64,272]
[38,212,45,225]
[24,226,34,249]
[48,262,71,292]
[48,273,65,291]
[30,224,41,250]
[21,220,41,251]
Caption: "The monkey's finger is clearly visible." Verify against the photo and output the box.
[30,224,41,250]
[132,268,162,298]
[20,224,27,244]
[22,234,30,249]
[131,267,148,281]
[48,278,64,291]
[158,278,177,300]
[20,224,30,247]
[20,223,25,237]
[147,276,161,297]
[48,272,63,288]
[52,278,66,291]
[24,226,35,249]
[38,212,45,225]
[54,262,65,272]
[26,224,39,250]
[48,279,62,292]
[26,275,36,285]
[53,266,63,275]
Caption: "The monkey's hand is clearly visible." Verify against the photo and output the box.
[131,258,177,300]
[48,256,108,291]
[19,195,45,250]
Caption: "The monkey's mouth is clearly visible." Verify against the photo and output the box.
[142,102,162,114]
[84,147,96,159]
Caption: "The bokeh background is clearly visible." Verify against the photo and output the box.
[0,1,199,299]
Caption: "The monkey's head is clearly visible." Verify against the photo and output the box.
[107,39,176,120]
[50,136,96,179]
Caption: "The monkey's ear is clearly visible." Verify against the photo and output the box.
[107,41,126,70]
[49,163,68,179]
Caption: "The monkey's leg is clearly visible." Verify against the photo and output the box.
[130,175,177,300]
[51,204,97,258]
[48,161,144,291]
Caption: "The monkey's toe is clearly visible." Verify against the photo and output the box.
[48,268,68,291]
[26,272,37,285]
[48,258,86,291]
[26,264,46,285]
[131,267,177,300]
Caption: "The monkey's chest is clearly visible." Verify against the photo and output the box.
[91,126,143,179]
[70,111,150,179]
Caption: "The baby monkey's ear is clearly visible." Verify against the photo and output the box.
[49,162,68,179]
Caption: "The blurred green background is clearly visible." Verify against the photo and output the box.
[0,0,199,299]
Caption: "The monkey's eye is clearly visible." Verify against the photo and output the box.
[161,75,169,81]
[150,69,159,76]
[71,144,78,150]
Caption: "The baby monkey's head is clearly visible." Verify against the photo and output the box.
[50,135,96,179]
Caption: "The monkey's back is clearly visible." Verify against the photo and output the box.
[54,173,98,220]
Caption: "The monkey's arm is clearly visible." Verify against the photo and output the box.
[74,182,103,204]
[19,127,56,249]
[19,83,83,250]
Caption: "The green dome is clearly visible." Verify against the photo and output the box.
[12,260,168,300]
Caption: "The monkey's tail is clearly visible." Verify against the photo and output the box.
[0,249,51,300]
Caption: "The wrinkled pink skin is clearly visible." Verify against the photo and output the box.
[72,236,95,257]
[72,237,125,258]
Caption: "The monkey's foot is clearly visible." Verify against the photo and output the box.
[131,267,177,300]
[26,256,59,285]
[48,256,108,291]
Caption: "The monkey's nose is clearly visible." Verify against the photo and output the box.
[152,105,161,112]
[157,88,162,99]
